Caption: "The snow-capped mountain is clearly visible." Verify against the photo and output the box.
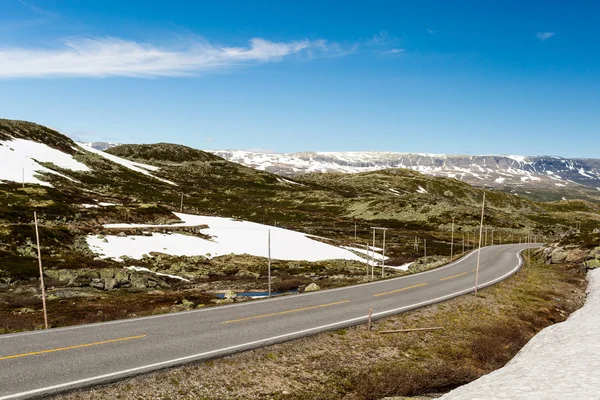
[81,141,121,151]
[211,151,600,195]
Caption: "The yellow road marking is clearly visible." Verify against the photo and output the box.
[440,272,467,281]
[222,300,350,324]
[373,282,428,297]
[0,335,146,362]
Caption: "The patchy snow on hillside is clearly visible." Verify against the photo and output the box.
[88,212,372,262]
[417,186,428,194]
[442,269,600,400]
[0,136,90,186]
[78,143,177,186]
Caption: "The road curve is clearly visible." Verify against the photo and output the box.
[0,243,539,399]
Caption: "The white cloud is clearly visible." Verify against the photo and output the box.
[382,48,406,55]
[536,32,555,42]
[0,36,343,78]
[427,29,435,34]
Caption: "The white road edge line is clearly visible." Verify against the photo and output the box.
[0,244,528,341]
[0,249,526,400]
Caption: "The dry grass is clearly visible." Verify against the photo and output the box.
[55,258,586,400]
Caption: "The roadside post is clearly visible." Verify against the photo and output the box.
[34,212,49,329]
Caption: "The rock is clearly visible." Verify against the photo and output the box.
[593,228,600,234]
[304,283,321,292]
[566,249,587,263]
[590,247,600,259]
[104,278,118,290]
[224,290,237,299]
[586,259,600,269]
[181,299,195,309]
[210,298,234,304]
[195,304,206,309]
[90,278,105,290]
[130,273,148,289]
[99,269,116,280]
[117,232,127,237]
[550,248,569,264]
[235,270,260,279]
[19,307,35,314]
[114,270,130,284]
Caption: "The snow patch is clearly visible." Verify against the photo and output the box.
[124,266,190,282]
[79,143,177,186]
[88,213,369,263]
[416,186,428,194]
[0,137,90,186]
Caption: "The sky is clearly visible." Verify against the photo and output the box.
[1,0,599,157]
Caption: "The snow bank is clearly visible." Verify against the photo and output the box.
[88,212,370,263]
[441,269,600,400]
[78,143,177,186]
[0,137,90,186]
[417,186,428,194]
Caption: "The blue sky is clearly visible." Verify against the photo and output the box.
[1,0,599,157]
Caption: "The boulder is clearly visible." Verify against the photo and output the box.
[235,270,260,279]
[590,247,600,259]
[586,259,600,269]
[304,283,321,292]
[104,278,118,290]
[196,304,206,309]
[593,228,600,234]
[566,249,587,263]
[90,278,105,290]
[550,248,569,264]
[181,299,195,309]
[210,298,234,304]
[130,274,148,289]
[224,290,237,299]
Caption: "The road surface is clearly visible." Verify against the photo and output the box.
[0,243,538,399]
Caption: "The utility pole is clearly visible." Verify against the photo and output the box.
[414,236,418,252]
[34,212,48,329]
[475,192,486,296]
[484,228,488,247]
[491,230,494,246]
[450,217,455,260]
[354,223,357,239]
[180,192,184,213]
[268,229,271,297]
[371,228,376,279]
[424,238,427,258]
[382,229,387,277]
[22,167,25,188]
[462,232,465,254]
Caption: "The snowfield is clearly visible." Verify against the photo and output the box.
[0,137,90,186]
[78,143,177,186]
[441,269,600,400]
[88,212,375,262]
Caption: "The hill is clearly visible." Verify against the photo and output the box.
[1,118,599,332]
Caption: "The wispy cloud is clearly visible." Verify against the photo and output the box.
[382,48,406,55]
[426,29,435,34]
[0,36,346,79]
[536,32,555,42]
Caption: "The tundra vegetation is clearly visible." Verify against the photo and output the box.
[1,118,599,336]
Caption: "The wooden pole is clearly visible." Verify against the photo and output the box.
[371,228,376,279]
[381,229,386,278]
[268,229,271,297]
[462,232,465,254]
[450,217,454,260]
[378,327,443,334]
[354,223,357,239]
[34,212,48,330]
[367,307,373,331]
[475,192,486,296]
[424,238,427,258]
[180,192,184,213]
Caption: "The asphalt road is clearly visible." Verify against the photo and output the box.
[0,243,539,399]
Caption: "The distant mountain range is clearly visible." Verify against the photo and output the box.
[212,151,600,202]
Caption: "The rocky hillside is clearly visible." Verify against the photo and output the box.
[1,118,600,332]
[212,151,600,203]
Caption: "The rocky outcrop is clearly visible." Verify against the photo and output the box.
[44,268,173,290]
[539,243,600,270]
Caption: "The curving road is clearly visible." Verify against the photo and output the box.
[0,243,539,399]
